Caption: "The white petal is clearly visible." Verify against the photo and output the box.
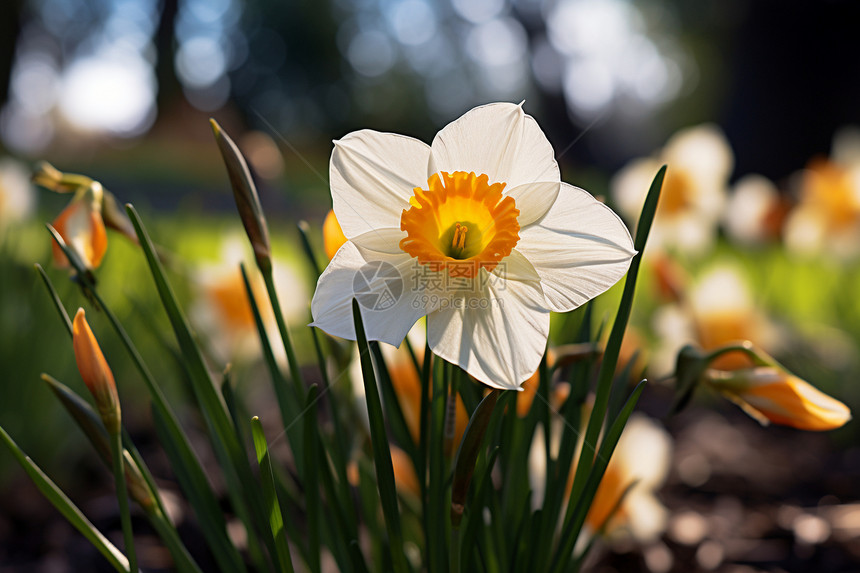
[517,183,636,313]
[494,249,541,282]
[310,242,440,346]
[427,272,549,390]
[330,130,431,238]
[429,102,559,189]
[506,181,560,228]
[350,227,408,255]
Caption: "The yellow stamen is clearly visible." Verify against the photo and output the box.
[400,171,520,278]
[451,223,469,253]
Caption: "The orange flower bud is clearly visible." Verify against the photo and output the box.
[706,366,851,431]
[323,210,347,260]
[72,308,121,434]
[51,183,108,270]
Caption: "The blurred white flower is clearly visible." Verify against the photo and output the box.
[611,124,733,257]
[529,412,672,545]
[190,236,308,364]
[723,174,789,246]
[0,157,36,230]
[784,127,860,260]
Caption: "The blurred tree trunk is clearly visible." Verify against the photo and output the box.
[0,0,23,115]
[154,0,181,116]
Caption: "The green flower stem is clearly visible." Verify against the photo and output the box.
[450,525,461,573]
[251,417,296,573]
[109,430,137,573]
[263,269,305,402]
[147,508,203,573]
[352,300,409,573]
[42,374,200,572]
[705,341,772,367]
[240,264,305,475]
[35,263,72,336]
[48,221,246,572]
[418,339,432,562]
[566,166,664,519]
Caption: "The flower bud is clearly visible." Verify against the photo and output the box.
[704,366,851,431]
[101,189,139,245]
[51,182,107,271]
[72,308,121,434]
[210,119,272,274]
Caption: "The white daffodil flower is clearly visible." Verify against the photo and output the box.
[311,102,635,390]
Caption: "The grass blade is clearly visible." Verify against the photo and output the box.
[109,427,138,573]
[151,406,247,573]
[35,263,72,336]
[0,425,131,573]
[550,380,647,573]
[296,221,322,279]
[565,166,664,527]
[302,385,322,573]
[352,300,409,573]
[369,341,416,460]
[251,416,296,573]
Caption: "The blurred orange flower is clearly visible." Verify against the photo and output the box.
[785,128,860,259]
[190,237,308,363]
